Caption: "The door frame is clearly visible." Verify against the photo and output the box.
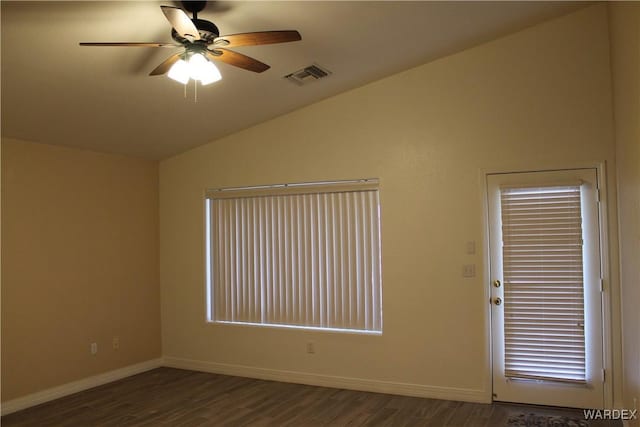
[479,162,616,409]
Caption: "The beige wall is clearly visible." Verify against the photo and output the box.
[160,5,621,402]
[1,138,161,401]
[609,3,640,422]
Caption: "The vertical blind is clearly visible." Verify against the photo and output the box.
[501,185,586,383]
[206,182,382,332]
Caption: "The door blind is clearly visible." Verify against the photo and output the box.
[500,185,586,383]
[207,185,382,332]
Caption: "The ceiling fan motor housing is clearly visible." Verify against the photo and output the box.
[171,19,219,44]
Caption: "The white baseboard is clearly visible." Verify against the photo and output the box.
[1,358,164,416]
[164,356,489,404]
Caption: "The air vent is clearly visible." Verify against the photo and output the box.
[284,64,332,86]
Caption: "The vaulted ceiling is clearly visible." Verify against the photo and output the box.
[1,1,586,160]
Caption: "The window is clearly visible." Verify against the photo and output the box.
[205,180,383,333]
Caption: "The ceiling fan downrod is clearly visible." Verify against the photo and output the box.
[182,1,207,19]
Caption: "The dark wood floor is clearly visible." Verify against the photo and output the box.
[2,368,621,427]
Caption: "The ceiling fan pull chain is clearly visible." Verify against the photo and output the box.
[194,79,198,103]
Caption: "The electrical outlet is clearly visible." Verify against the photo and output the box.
[466,241,476,255]
[90,342,98,355]
[306,342,315,354]
[112,336,119,351]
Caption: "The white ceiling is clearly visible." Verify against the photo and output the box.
[1,1,587,160]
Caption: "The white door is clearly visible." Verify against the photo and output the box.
[488,169,605,409]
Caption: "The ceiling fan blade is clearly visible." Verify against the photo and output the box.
[149,53,183,76]
[213,30,301,47]
[160,6,200,41]
[206,48,270,73]
[79,42,181,48]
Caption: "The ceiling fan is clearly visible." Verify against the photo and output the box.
[80,1,301,83]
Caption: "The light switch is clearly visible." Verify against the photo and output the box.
[462,264,476,278]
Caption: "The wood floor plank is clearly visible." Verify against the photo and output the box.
[1,368,623,427]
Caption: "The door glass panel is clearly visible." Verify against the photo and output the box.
[501,185,585,383]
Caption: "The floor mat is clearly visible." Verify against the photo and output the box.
[507,413,589,427]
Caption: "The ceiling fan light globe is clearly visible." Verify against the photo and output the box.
[188,53,209,80]
[199,61,222,85]
[167,59,190,84]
